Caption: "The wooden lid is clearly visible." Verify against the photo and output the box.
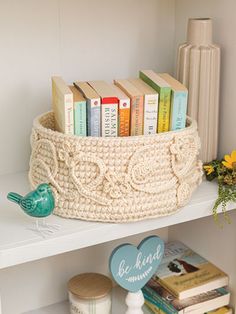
[68,273,112,300]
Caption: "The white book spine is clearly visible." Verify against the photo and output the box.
[101,103,118,137]
[89,98,101,137]
[143,94,158,135]
[64,94,74,135]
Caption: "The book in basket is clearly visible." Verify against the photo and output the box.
[88,81,118,137]
[74,81,101,137]
[114,79,144,136]
[143,279,230,314]
[159,73,188,131]
[52,76,74,135]
[153,242,229,300]
[139,70,171,133]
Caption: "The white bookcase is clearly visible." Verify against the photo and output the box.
[0,0,236,313]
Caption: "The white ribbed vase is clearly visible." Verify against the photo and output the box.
[177,18,221,163]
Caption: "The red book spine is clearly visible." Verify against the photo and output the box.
[101,97,119,137]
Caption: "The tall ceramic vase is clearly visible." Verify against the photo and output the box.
[177,18,220,163]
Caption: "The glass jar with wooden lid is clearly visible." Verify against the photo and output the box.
[68,273,113,314]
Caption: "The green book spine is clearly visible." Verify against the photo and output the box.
[142,286,177,314]
[74,100,87,136]
[139,71,171,132]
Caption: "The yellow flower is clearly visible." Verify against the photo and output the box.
[222,150,236,169]
[203,165,214,175]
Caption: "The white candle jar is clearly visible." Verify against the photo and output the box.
[68,273,112,314]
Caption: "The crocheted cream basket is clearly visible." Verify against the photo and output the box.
[29,111,203,223]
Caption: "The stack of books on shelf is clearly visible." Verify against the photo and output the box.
[51,70,188,138]
[142,242,232,314]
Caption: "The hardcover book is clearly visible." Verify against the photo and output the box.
[153,242,229,300]
[139,70,171,133]
[159,73,188,131]
[69,86,87,136]
[143,280,230,314]
[52,76,74,135]
[88,81,118,137]
[114,79,144,136]
[129,78,158,135]
[111,84,130,137]
[74,81,101,137]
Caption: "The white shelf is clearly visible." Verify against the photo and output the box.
[24,301,69,314]
[24,287,126,314]
[0,171,234,270]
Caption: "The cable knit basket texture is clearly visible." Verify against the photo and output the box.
[29,111,203,223]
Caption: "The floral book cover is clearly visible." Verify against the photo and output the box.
[154,242,229,299]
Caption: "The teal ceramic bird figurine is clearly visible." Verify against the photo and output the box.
[7,183,59,237]
[7,183,55,217]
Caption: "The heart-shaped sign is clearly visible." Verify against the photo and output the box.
[109,235,164,292]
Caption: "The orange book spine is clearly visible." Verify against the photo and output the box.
[119,99,130,136]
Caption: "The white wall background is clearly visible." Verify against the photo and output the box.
[0,0,175,176]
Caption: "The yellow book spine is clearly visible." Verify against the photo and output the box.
[145,300,166,314]
[157,89,171,133]
[207,307,232,314]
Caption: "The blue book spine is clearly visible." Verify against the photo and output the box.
[74,101,87,136]
[87,98,101,137]
[170,91,188,131]
[142,286,177,314]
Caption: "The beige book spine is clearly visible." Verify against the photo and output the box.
[130,96,144,136]
[64,94,74,135]
[143,94,158,135]
[114,80,144,136]
[52,79,74,135]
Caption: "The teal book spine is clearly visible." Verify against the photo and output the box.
[170,91,188,131]
[74,100,87,136]
[142,286,177,314]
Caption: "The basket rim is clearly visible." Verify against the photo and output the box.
[33,110,197,141]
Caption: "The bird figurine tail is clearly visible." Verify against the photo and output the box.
[7,192,23,204]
